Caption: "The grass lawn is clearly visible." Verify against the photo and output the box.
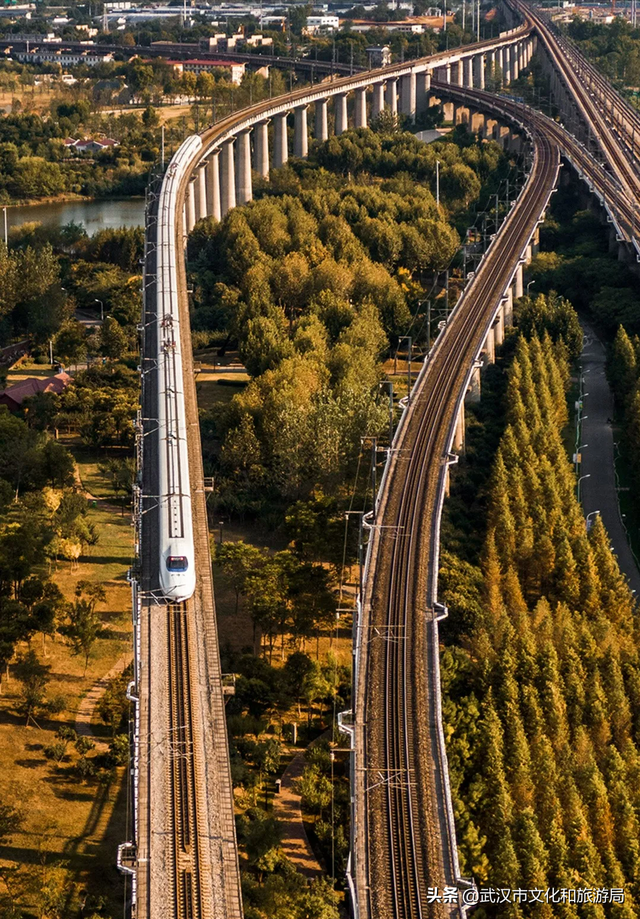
[4,359,57,386]
[194,349,249,413]
[0,449,133,917]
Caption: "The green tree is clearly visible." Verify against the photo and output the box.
[62,598,102,676]
[215,540,266,614]
[13,648,50,725]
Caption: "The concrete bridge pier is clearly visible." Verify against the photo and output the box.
[185,182,196,233]
[254,121,269,177]
[453,403,465,452]
[497,124,510,148]
[463,56,473,89]
[372,82,385,118]
[474,53,485,90]
[273,113,288,168]
[443,101,455,123]
[400,72,416,121]
[502,46,512,84]
[471,110,485,135]
[493,304,505,347]
[315,99,328,141]
[504,290,513,327]
[206,150,221,221]
[532,224,540,255]
[485,50,495,83]
[385,78,399,115]
[355,88,368,128]
[416,70,431,112]
[483,325,496,364]
[195,163,207,222]
[514,262,524,299]
[450,61,461,86]
[467,362,482,403]
[235,131,252,206]
[618,240,634,264]
[294,105,308,157]
[335,93,349,133]
[525,239,533,264]
[510,43,520,81]
[221,139,236,216]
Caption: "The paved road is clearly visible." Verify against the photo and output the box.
[580,324,640,598]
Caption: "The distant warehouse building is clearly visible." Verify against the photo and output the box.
[167,58,246,85]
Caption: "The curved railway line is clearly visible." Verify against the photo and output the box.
[359,109,559,919]
[133,6,640,914]
[509,0,640,203]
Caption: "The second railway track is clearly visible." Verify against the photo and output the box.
[361,117,560,919]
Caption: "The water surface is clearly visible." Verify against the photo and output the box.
[5,198,145,235]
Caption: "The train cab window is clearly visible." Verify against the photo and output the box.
[166,556,189,572]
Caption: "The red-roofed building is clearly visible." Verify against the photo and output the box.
[0,372,71,412]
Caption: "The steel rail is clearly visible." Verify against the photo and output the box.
[508,0,640,200]
[359,105,559,919]
[434,81,640,247]
[527,7,640,167]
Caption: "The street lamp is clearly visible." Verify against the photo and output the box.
[95,298,104,321]
[577,473,591,501]
[586,509,600,532]
[435,159,440,208]
[526,279,535,296]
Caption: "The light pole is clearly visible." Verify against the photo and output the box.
[574,442,588,476]
[526,279,535,296]
[577,473,590,501]
[397,336,412,402]
[95,298,104,321]
[435,160,440,208]
[586,509,600,531]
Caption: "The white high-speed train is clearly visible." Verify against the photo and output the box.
[156,136,203,602]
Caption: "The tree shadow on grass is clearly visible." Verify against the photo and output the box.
[84,555,132,566]
[61,769,128,913]
[14,758,44,770]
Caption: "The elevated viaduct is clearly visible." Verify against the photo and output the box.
[127,8,639,917]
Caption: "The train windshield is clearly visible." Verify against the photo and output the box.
[166,556,189,571]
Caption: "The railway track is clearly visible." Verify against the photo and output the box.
[509,0,640,202]
[168,601,204,919]
[528,4,640,170]
[360,106,560,919]
[435,81,640,241]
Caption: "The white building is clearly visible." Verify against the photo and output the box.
[305,14,340,33]
[168,58,246,84]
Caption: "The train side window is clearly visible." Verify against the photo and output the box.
[166,556,188,571]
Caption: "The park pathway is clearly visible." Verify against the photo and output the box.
[272,739,326,879]
[580,323,640,597]
[75,654,131,746]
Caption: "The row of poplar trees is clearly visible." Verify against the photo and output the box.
[441,332,640,918]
